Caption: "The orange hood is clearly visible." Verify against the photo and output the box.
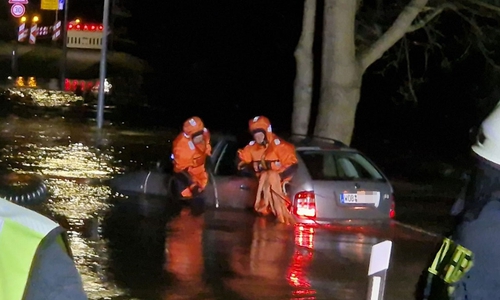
[183,116,205,138]
[249,116,273,143]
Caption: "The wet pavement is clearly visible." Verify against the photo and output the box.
[0,114,443,300]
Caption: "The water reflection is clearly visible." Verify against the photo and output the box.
[288,225,316,299]
[0,116,147,299]
[2,137,118,219]
[5,87,84,106]
[163,207,211,299]
[249,218,291,279]
[224,216,296,299]
[28,142,125,298]
[102,194,174,300]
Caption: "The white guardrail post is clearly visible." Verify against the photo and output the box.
[366,240,393,300]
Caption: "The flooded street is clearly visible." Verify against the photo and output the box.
[0,114,442,300]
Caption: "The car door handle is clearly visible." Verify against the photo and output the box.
[240,185,250,191]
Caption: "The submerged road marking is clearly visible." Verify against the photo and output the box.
[392,220,441,237]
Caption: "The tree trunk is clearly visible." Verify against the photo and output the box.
[313,0,430,145]
[315,73,362,145]
[314,0,360,145]
[291,0,317,137]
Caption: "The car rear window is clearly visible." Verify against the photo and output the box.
[298,150,385,181]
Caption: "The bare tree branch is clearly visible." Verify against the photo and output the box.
[403,37,419,101]
[453,8,483,34]
[476,41,500,69]
[466,0,500,14]
[451,7,500,69]
[407,3,456,32]
[358,0,431,72]
[458,42,473,61]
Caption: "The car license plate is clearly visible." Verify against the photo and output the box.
[340,193,357,203]
[340,191,381,206]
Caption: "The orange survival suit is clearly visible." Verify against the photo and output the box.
[238,116,298,221]
[238,116,298,182]
[172,116,212,199]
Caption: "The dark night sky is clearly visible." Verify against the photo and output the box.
[127,0,305,126]
[19,1,500,162]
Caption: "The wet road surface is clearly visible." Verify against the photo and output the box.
[0,115,442,299]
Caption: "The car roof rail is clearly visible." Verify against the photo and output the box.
[289,134,348,147]
[311,135,348,147]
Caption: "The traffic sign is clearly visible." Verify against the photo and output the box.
[9,0,28,4]
[10,4,26,18]
[58,0,64,10]
[41,0,58,10]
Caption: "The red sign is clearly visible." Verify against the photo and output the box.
[9,0,29,4]
[10,4,26,18]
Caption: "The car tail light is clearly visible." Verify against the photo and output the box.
[294,191,316,218]
[389,194,396,219]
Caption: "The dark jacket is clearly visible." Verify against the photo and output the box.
[24,228,87,300]
[449,156,500,299]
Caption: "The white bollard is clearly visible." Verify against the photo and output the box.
[52,21,61,41]
[18,23,28,42]
[366,240,393,300]
[29,24,37,44]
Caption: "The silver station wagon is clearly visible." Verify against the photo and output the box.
[110,135,395,224]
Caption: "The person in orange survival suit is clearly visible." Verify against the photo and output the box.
[171,117,211,210]
[237,116,298,215]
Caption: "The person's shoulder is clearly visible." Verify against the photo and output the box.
[173,132,186,142]
[0,198,59,232]
[272,135,294,148]
[242,140,257,149]
[25,231,87,300]
[173,133,190,148]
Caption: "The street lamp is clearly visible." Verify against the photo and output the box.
[32,16,39,23]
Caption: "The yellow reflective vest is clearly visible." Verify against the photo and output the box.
[0,198,69,300]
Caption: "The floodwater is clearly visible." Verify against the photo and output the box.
[0,114,442,300]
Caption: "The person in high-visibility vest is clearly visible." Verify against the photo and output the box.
[0,197,87,300]
[421,101,500,299]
